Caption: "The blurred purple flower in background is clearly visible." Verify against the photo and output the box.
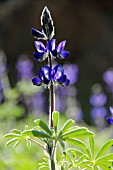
[63,63,79,85]
[16,55,34,80]
[103,68,113,93]
[30,92,46,114]
[89,84,107,127]
[55,63,82,122]
[90,93,107,107]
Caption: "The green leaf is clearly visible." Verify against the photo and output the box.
[76,155,88,164]
[59,140,65,151]
[77,160,93,167]
[60,127,94,139]
[13,140,21,148]
[89,136,94,158]
[97,162,113,170]
[96,153,113,163]
[11,129,21,134]
[5,138,19,147]
[93,165,98,170]
[67,148,85,157]
[34,119,52,136]
[95,139,113,159]
[53,111,59,133]
[64,151,73,164]
[58,119,75,137]
[22,129,51,139]
[65,138,91,157]
[4,133,21,139]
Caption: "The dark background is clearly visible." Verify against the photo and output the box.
[0,0,113,123]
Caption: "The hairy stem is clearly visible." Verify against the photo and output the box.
[48,54,55,128]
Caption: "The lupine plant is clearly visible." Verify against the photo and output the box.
[4,7,113,170]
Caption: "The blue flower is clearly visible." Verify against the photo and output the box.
[106,107,113,125]
[46,39,70,59]
[32,64,70,87]
[33,41,48,62]
[33,39,70,62]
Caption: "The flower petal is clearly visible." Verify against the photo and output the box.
[57,75,66,83]
[106,117,113,125]
[57,75,70,86]
[33,52,44,62]
[34,41,46,52]
[110,106,113,116]
[31,28,45,39]
[32,77,42,86]
[54,64,64,79]
[46,39,57,52]
[51,50,57,58]
[40,66,51,80]
[64,78,70,86]
[57,40,66,53]
[59,50,70,59]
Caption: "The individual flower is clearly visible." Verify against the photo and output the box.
[33,39,70,62]
[33,41,48,62]
[32,64,70,87]
[106,107,113,125]
[47,39,70,59]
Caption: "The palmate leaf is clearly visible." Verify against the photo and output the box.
[53,111,59,133]
[34,119,52,135]
[95,139,113,159]
[58,119,75,137]
[64,138,91,158]
[22,129,52,139]
[60,127,94,139]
